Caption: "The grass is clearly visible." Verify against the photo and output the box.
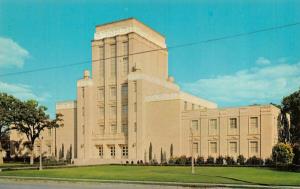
[0,165,299,186]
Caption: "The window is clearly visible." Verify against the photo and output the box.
[98,88,104,100]
[122,145,128,158]
[110,145,115,158]
[47,145,51,154]
[134,122,137,132]
[123,57,129,75]
[82,87,85,98]
[123,41,128,55]
[48,129,51,136]
[229,142,238,154]
[122,105,128,114]
[99,46,104,79]
[230,118,237,129]
[111,124,117,134]
[110,44,116,77]
[122,124,128,134]
[209,119,218,135]
[110,86,116,99]
[121,84,128,98]
[192,104,195,110]
[99,107,104,118]
[82,107,85,117]
[192,142,198,153]
[184,101,187,110]
[134,102,137,112]
[250,117,258,133]
[110,106,116,118]
[210,142,217,154]
[250,141,258,153]
[191,120,199,130]
[99,125,105,134]
[98,145,103,158]
[82,125,85,135]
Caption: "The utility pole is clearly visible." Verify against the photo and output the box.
[39,137,43,171]
[190,128,195,174]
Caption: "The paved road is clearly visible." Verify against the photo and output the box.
[0,180,218,189]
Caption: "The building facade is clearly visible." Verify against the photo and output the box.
[54,18,280,165]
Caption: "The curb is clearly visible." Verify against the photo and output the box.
[0,176,300,189]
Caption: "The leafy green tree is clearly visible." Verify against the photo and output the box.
[0,93,22,164]
[13,100,63,164]
[282,89,300,145]
[272,143,294,165]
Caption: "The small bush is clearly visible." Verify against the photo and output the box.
[293,145,300,165]
[264,158,273,166]
[168,157,176,165]
[196,156,205,165]
[246,156,264,165]
[150,159,158,165]
[216,156,224,165]
[225,156,235,165]
[176,155,187,165]
[206,156,215,164]
[237,155,246,165]
[272,143,294,166]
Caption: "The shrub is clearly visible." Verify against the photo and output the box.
[216,156,224,165]
[246,156,264,165]
[292,144,300,165]
[168,157,176,165]
[196,156,205,165]
[150,158,158,165]
[272,143,294,165]
[264,158,273,166]
[175,155,187,165]
[237,155,246,165]
[225,156,235,165]
[206,156,214,164]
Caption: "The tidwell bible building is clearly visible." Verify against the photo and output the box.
[54,18,280,165]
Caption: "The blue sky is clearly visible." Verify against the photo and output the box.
[0,0,300,117]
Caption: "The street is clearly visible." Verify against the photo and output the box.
[0,180,217,189]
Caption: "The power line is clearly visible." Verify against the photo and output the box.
[0,21,299,78]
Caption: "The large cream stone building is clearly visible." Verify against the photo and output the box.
[54,18,280,165]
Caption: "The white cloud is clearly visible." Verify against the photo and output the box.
[0,81,50,102]
[256,57,271,65]
[182,62,300,106]
[0,37,29,68]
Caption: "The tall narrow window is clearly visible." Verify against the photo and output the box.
[122,124,128,134]
[111,124,117,134]
[250,117,258,134]
[98,145,103,158]
[123,57,129,76]
[99,125,105,134]
[184,101,187,110]
[121,84,128,98]
[230,118,237,129]
[82,87,85,98]
[133,82,137,92]
[110,44,116,77]
[134,122,137,132]
[250,141,258,153]
[110,145,115,158]
[99,46,104,80]
[122,145,128,158]
[98,88,104,101]
[123,41,128,55]
[191,120,199,130]
[192,142,199,153]
[110,106,116,119]
[210,142,217,154]
[229,142,237,154]
[209,119,218,135]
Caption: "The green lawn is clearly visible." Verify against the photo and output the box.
[0,165,299,186]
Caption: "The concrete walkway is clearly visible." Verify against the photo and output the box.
[0,176,300,189]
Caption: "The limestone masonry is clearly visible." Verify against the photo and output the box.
[53,18,280,165]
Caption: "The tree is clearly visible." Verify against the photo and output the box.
[13,100,63,164]
[282,89,300,145]
[149,142,152,161]
[170,144,173,158]
[0,93,22,164]
[272,143,294,166]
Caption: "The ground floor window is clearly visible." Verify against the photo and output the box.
[122,145,128,158]
[110,145,115,158]
[250,141,258,154]
[98,145,103,158]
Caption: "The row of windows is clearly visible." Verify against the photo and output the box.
[97,124,128,135]
[98,105,128,118]
[191,117,259,135]
[184,101,201,111]
[98,42,129,80]
[192,141,259,155]
[98,145,128,158]
[97,84,128,101]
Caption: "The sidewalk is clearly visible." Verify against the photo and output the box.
[0,175,299,189]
